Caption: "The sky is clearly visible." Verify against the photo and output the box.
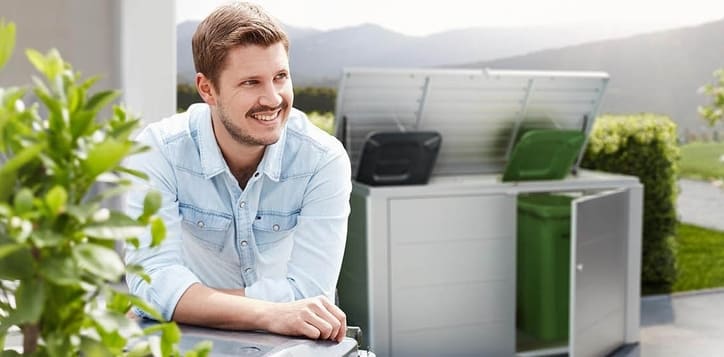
[176,0,724,36]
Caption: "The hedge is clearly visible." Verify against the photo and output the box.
[581,114,680,289]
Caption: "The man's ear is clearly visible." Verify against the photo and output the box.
[196,73,217,106]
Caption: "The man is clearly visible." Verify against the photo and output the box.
[124,2,351,342]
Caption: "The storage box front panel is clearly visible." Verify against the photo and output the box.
[389,194,516,356]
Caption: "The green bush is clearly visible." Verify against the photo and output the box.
[307,111,334,135]
[581,114,680,289]
[293,86,336,114]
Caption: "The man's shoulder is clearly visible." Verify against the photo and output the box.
[285,108,344,156]
[139,104,207,145]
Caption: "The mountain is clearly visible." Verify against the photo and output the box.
[456,18,724,132]
[176,20,652,86]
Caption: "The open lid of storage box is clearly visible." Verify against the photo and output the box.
[334,68,609,179]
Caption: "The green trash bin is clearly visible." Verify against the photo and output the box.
[500,129,586,343]
[516,193,572,343]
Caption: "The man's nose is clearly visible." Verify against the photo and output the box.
[259,82,283,108]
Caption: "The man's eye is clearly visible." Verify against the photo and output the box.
[275,73,288,80]
[241,80,258,86]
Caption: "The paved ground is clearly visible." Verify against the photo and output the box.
[677,179,724,231]
[637,289,724,357]
[616,179,724,357]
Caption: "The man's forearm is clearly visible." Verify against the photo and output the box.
[171,282,347,342]
[172,283,269,330]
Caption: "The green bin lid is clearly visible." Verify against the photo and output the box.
[502,129,585,182]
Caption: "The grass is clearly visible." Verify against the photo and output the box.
[671,223,724,293]
[679,142,724,180]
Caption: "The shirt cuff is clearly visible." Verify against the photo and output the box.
[140,265,201,321]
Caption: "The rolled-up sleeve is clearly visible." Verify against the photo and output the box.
[244,144,352,302]
[124,127,201,320]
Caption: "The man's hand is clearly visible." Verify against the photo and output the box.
[262,295,347,342]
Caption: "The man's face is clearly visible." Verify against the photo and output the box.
[210,42,293,147]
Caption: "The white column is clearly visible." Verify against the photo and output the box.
[119,0,177,124]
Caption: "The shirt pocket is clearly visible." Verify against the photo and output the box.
[180,205,232,253]
[252,211,299,253]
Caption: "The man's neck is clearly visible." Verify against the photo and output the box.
[223,144,265,189]
[211,118,266,189]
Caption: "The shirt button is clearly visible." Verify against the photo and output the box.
[239,201,246,208]
[196,221,205,228]
[254,172,260,178]
[272,224,280,232]
[244,268,253,274]
[240,240,248,247]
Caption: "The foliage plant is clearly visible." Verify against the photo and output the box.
[582,114,680,289]
[0,20,209,356]
[699,69,724,126]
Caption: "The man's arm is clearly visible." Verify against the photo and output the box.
[173,284,347,341]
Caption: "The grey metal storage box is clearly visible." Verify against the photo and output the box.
[334,68,643,357]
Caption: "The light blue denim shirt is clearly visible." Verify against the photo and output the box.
[124,103,351,320]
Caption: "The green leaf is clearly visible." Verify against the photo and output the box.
[116,166,149,180]
[0,171,16,202]
[45,185,68,216]
[26,48,64,81]
[0,243,24,260]
[73,243,124,282]
[105,289,133,313]
[81,139,133,179]
[25,49,46,78]
[14,278,46,324]
[91,309,142,339]
[144,322,180,357]
[142,191,162,220]
[0,20,15,70]
[126,341,152,357]
[0,142,44,176]
[13,188,34,215]
[125,264,151,284]
[0,246,34,280]
[69,110,95,139]
[84,90,119,114]
[83,212,147,240]
[184,341,213,357]
[150,216,166,247]
[39,255,80,285]
[30,230,66,248]
[79,336,114,357]
[66,202,99,224]
[128,295,164,322]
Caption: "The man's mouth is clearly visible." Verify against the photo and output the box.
[250,109,281,121]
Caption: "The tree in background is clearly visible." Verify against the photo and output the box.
[293,86,336,114]
[699,69,724,126]
[176,82,202,112]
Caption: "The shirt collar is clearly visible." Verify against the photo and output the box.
[194,103,285,181]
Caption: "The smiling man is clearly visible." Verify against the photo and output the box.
[124,2,351,342]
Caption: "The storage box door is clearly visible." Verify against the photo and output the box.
[570,189,628,356]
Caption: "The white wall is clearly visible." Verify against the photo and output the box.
[0,0,119,91]
[119,0,177,124]
[0,0,177,124]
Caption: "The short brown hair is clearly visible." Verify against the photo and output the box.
[192,2,289,88]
